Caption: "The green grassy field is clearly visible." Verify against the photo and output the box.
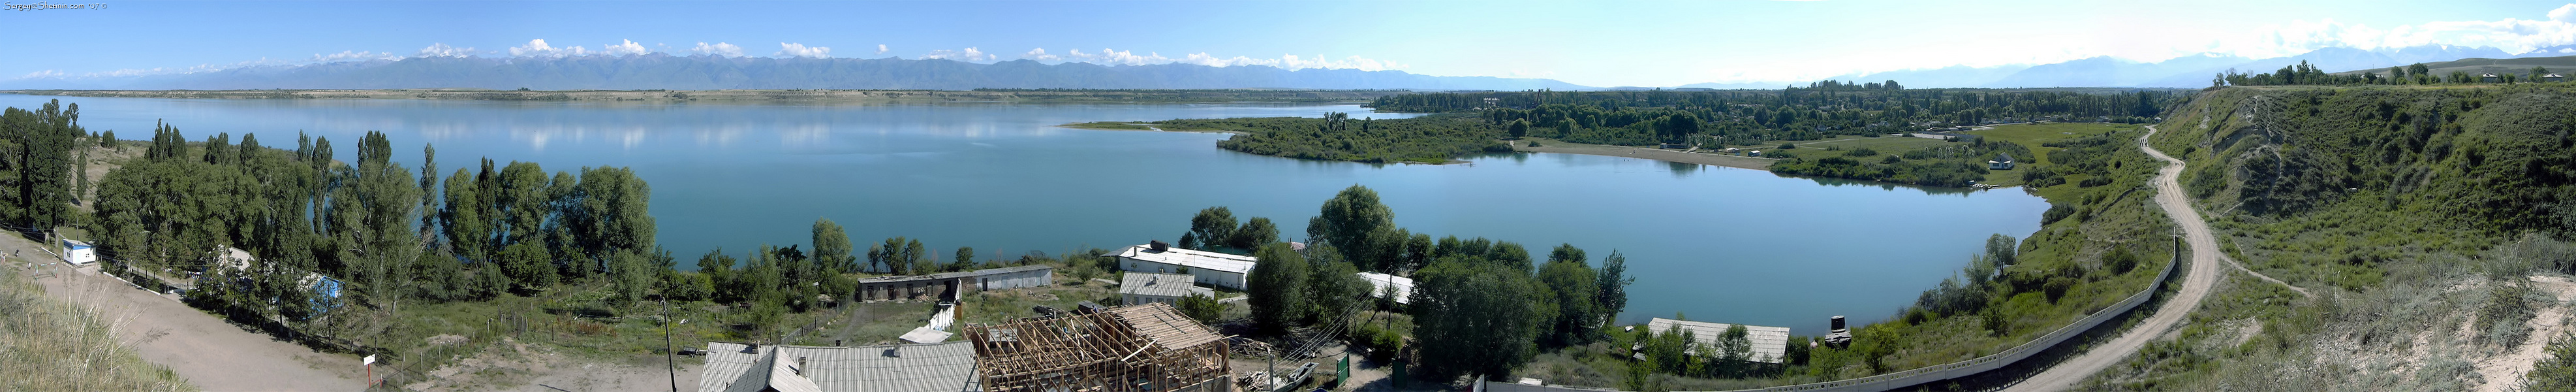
[1703,135,1957,165]
[1968,123,2138,187]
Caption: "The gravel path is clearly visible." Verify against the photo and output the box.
[9,235,367,391]
[2002,124,2224,391]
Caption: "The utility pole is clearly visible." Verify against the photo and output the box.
[675,296,685,392]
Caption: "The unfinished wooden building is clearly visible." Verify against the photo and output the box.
[962,302,1234,392]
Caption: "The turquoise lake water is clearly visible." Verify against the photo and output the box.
[10,95,2048,334]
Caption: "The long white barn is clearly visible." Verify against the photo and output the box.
[1109,243,1256,290]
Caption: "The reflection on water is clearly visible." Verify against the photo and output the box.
[12,95,2047,334]
[1666,161,1700,178]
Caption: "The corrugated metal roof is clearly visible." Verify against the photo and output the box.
[701,341,979,392]
[1119,272,1212,299]
[1645,318,1793,364]
[1111,244,1257,274]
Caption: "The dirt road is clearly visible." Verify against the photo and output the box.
[2002,124,2224,391]
[8,235,366,391]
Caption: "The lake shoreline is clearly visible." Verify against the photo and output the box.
[1508,137,1780,171]
[2,89,1397,104]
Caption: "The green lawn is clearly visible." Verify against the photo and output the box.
[1966,123,2136,165]
[1965,123,2139,187]
[1721,134,1955,160]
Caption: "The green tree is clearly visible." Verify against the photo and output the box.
[955,246,978,271]
[418,144,438,233]
[1185,206,1237,250]
[441,169,492,263]
[1714,324,1752,375]
[1178,293,1226,323]
[502,241,556,293]
[813,218,856,273]
[1507,119,1530,139]
[1311,185,1394,260]
[905,238,932,275]
[1228,216,1279,250]
[702,248,747,303]
[1247,242,1311,334]
[1537,246,1601,346]
[1306,259,1370,324]
[1985,234,2018,267]
[1410,258,1544,381]
[10,101,80,230]
[1596,250,1632,327]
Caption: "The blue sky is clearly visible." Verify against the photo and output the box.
[7,0,2576,87]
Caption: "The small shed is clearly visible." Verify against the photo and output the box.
[2483,73,2502,83]
[61,239,96,265]
[2548,73,2566,82]
[1989,153,2017,170]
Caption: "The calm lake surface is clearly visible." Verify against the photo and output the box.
[12,95,2048,334]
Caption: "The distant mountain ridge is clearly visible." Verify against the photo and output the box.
[1791,44,2532,89]
[1,54,1592,91]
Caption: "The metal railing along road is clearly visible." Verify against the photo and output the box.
[1734,236,2183,392]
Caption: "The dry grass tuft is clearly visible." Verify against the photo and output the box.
[0,267,193,391]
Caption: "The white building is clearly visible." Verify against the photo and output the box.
[60,239,95,265]
[1110,242,1256,290]
[1356,272,1414,304]
[1119,272,1213,306]
[1645,318,1793,364]
[215,246,255,271]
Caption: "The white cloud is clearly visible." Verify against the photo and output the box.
[922,47,997,62]
[17,70,64,79]
[508,39,591,57]
[2220,5,2576,58]
[776,42,832,58]
[603,39,651,56]
[416,43,476,57]
[691,42,745,57]
[311,50,399,62]
[1021,48,1061,61]
[1029,47,1404,71]
[877,44,890,55]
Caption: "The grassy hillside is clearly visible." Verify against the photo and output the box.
[0,267,194,391]
[2330,55,2576,78]
[2091,84,2576,390]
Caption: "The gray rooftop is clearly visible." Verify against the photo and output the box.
[1119,272,1212,299]
[700,341,980,392]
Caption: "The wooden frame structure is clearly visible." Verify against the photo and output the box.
[963,302,1234,392]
